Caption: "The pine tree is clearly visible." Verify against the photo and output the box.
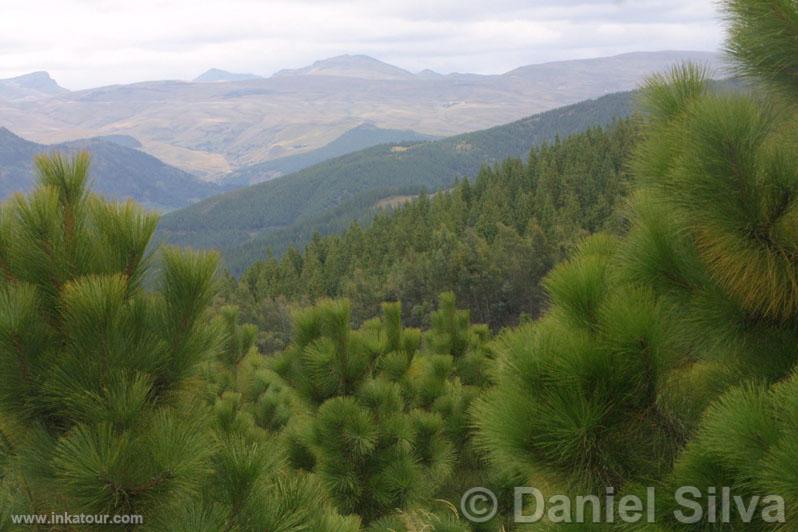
[184,305,359,531]
[474,0,798,528]
[0,153,221,524]
[267,300,453,522]
[239,294,495,525]
[724,0,798,99]
[0,155,359,531]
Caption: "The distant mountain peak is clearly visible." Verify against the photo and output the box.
[0,126,29,144]
[193,68,263,83]
[7,71,63,89]
[0,71,68,100]
[417,69,444,80]
[274,54,415,80]
[312,54,389,67]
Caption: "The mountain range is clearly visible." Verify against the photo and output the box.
[0,51,723,180]
[0,128,221,210]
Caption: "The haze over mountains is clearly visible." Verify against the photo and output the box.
[0,127,220,210]
[0,50,722,182]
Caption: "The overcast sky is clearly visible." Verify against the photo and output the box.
[1,0,725,90]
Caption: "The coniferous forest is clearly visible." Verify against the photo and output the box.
[1,0,798,530]
[226,120,637,341]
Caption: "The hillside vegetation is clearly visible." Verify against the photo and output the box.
[225,120,637,341]
[159,90,636,273]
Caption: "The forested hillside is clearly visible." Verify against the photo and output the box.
[225,120,637,342]
[158,89,636,272]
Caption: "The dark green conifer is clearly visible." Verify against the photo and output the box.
[0,153,220,523]
[474,1,798,529]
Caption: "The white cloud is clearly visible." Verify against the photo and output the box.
[0,0,724,89]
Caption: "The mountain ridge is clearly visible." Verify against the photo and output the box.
[0,127,221,210]
[0,71,68,101]
[504,50,723,78]
[273,54,417,80]
[1,50,724,179]
[194,68,264,82]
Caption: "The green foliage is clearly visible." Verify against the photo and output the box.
[475,239,675,491]
[190,293,486,526]
[0,154,359,531]
[225,120,638,334]
[264,295,491,523]
[0,152,221,523]
[195,297,359,531]
[636,81,798,321]
[367,507,470,532]
[474,1,798,527]
[654,376,798,529]
[724,0,798,99]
